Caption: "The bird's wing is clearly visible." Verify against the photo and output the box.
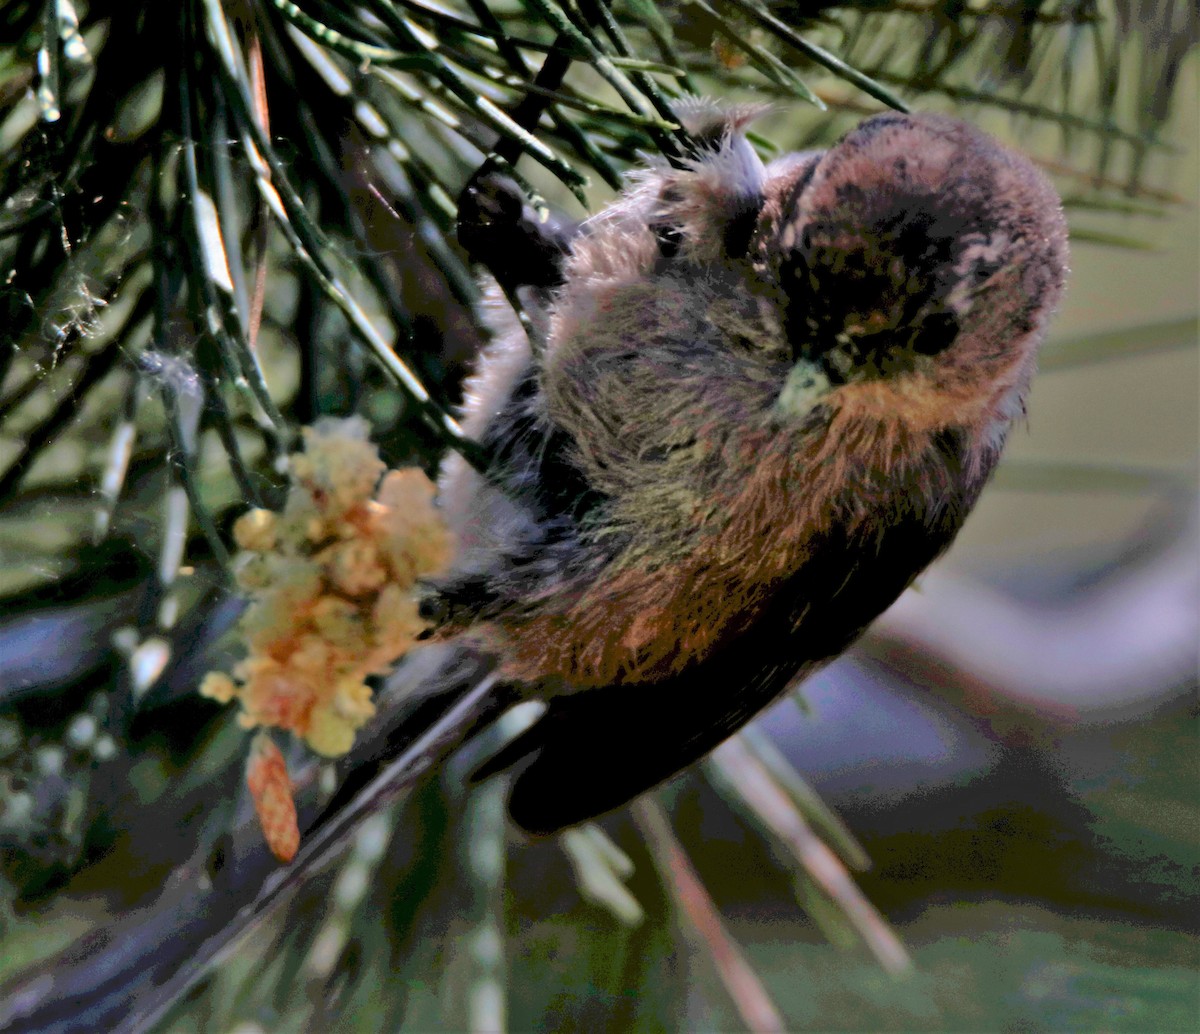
[481,507,961,834]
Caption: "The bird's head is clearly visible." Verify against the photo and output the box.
[758,113,1069,427]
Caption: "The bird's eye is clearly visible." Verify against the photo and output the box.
[651,220,683,258]
[911,310,960,355]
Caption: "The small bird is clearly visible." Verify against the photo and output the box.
[427,103,1069,833]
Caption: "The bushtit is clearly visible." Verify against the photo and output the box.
[428,103,1068,835]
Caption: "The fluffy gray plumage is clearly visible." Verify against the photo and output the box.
[419,107,1068,832]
